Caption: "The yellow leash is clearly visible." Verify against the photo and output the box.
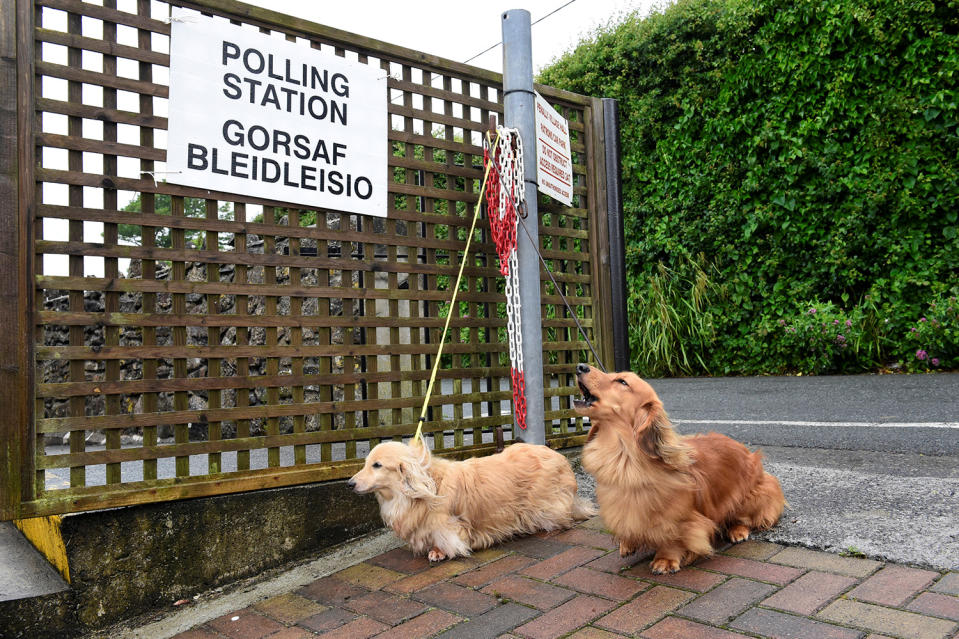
[412,130,501,444]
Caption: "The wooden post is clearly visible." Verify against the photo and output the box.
[586,98,617,374]
[0,0,36,520]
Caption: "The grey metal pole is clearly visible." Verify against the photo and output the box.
[502,9,545,446]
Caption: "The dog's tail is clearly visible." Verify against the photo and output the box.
[571,496,598,520]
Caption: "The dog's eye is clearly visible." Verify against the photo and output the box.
[617,379,629,387]
[372,462,382,469]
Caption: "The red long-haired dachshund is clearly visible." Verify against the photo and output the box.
[576,364,785,574]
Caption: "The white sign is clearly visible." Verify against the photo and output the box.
[166,12,387,217]
[534,92,573,207]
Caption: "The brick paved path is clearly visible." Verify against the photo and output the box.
[172,518,959,639]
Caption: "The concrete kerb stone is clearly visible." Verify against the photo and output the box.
[111,529,401,639]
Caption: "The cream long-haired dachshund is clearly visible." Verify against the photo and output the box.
[575,364,785,574]
[349,439,595,561]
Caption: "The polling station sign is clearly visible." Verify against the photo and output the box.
[166,12,387,217]
[534,92,573,207]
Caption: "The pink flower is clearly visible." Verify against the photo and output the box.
[808,308,817,315]
[919,317,927,322]
[916,349,928,361]
[931,358,940,366]
[845,319,852,327]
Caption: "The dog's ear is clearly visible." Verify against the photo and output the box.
[635,402,692,469]
[399,458,438,501]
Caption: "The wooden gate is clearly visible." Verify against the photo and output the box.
[0,0,620,519]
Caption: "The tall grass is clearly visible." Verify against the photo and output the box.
[629,253,724,377]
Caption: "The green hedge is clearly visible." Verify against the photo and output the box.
[540,0,959,375]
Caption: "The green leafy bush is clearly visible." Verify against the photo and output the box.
[540,0,959,375]
[901,291,959,371]
[760,298,884,374]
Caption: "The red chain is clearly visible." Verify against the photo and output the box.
[483,143,518,277]
[484,138,527,430]
[511,368,528,430]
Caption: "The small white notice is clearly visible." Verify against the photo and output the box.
[534,92,573,207]
[166,11,387,217]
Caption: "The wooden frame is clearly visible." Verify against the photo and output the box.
[0,0,38,521]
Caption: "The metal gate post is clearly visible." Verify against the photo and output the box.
[502,10,545,446]
[602,98,630,372]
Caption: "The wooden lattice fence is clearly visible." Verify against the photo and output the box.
[0,0,620,519]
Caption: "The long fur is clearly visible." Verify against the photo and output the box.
[349,439,596,561]
[576,367,786,574]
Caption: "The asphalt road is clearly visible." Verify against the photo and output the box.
[655,372,959,455]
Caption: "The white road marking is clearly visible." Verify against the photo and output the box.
[673,419,959,429]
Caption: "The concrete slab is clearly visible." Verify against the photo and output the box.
[0,522,69,602]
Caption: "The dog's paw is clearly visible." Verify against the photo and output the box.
[619,540,637,557]
[650,558,680,574]
[728,525,750,543]
[427,547,447,562]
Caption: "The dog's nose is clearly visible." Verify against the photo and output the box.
[576,363,590,375]
[347,478,356,489]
